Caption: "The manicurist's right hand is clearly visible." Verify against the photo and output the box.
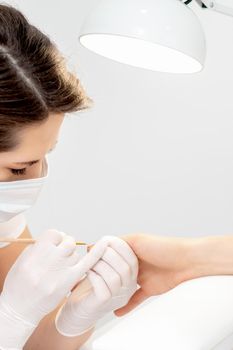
[0,229,109,349]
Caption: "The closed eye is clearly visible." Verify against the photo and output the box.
[9,160,39,176]
[11,168,27,175]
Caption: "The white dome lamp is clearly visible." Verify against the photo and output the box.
[79,0,206,74]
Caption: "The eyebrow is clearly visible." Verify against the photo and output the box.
[14,141,58,165]
[14,159,40,165]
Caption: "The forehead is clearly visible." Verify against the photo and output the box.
[0,113,64,165]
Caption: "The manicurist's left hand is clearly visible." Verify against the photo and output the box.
[55,236,138,337]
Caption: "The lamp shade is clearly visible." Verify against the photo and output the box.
[79,0,206,73]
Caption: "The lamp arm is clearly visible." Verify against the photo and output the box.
[181,0,233,16]
[198,0,233,17]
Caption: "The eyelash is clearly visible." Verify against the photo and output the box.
[10,161,38,176]
[11,168,27,176]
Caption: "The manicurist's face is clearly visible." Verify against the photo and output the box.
[0,113,64,182]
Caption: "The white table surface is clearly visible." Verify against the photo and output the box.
[81,276,233,350]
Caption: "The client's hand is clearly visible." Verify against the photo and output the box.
[55,236,138,337]
[115,234,198,316]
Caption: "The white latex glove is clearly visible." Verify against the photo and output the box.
[55,236,139,337]
[0,230,110,349]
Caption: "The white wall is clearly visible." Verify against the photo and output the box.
[6,0,233,244]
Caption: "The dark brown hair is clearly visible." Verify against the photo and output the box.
[0,4,91,152]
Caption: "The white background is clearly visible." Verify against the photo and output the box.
[7,0,233,241]
[4,1,233,349]
[16,0,233,241]
[6,0,233,243]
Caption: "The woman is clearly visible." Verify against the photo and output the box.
[0,5,138,350]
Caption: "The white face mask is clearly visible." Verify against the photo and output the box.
[0,158,48,223]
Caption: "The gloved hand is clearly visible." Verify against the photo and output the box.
[55,236,139,337]
[0,230,110,349]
